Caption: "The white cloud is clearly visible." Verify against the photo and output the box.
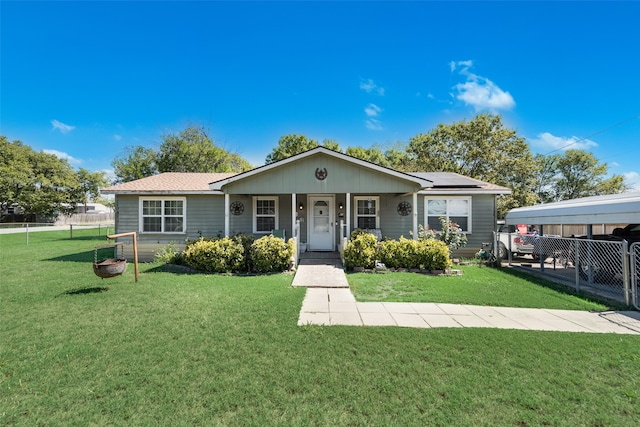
[360,78,385,96]
[450,60,473,72]
[623,172,640,191]
[365,119,383,131]
[114,134,122,141]
[528,132,598,151]
[364,103,382,117]
[43,149,82,165]
[450,60,515,111]
[51,119,75,134]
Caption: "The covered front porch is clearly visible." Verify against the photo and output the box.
[221,191,421,254]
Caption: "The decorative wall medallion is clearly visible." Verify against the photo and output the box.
[230,201,244,216]
[397,201,412,216]
[315,167,328,180]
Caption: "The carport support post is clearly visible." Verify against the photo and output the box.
[539,225,544,272]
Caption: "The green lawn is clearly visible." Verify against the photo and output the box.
[1,229,639,426]
[348,266,622,311]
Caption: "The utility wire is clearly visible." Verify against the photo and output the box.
[544,113,640,155]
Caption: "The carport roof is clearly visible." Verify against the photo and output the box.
[505,192,640,225]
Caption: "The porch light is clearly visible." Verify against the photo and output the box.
[298,202,304,210]
[338,202,344,210]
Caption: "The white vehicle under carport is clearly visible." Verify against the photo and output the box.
[496,224,536,259]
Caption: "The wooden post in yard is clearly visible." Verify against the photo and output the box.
[107,232,139,283]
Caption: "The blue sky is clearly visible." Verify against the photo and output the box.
[2,1,639,189]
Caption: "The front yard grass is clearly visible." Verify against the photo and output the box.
[348,265,622,311]
[1,229,639,426]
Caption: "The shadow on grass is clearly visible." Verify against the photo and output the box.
[47,251,96,263]
[144,263,200,275]
[497,266,630,310]
[60,286,109,296]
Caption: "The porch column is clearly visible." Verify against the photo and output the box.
[412,192,418,240]
[291,193,296,240]
[224,193,230,237]
[346,192,351,236]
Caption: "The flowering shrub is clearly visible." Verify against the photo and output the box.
[182,237,245,273]
[416,217,468,254]
[249,235,295,273]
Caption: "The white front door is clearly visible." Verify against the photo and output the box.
[308,196,334,251]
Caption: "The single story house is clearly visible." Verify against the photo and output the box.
[102,147,511,261]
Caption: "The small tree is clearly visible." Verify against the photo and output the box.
[416,217,468,254]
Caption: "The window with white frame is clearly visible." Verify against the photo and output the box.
[425,197,471,232]
[354,196,379,229]
[253,196,278,233]
[139,197,186,233]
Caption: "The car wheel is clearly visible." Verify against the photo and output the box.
[498,242,509,260]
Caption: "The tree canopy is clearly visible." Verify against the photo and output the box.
[541,149,629,202]
[265,134,320,164]
[0,136,80,220]
[112,126,253,183]
[73,168,109,211]
[406,113,538,216]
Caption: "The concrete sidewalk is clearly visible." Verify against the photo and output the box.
[293,258,640,335]
[297,288,640,334]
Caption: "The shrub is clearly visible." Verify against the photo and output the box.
[344,232,378,269]
[380,237,451,270]
[233,233,256,272]
[182,237,245,273]
[153,241,183,265]
[418,239,452,270]
[249,235,295,273]
[395,237,421,269]
[377,239,401,269]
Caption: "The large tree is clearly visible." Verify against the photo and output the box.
[111,125,252,183]
[533,153,561,203]
[345,143,409,170]
[407,114,538,217]
[112,146,158,183]
[551,149,628,201]
[72,168,109,211]
[265,134,319,164]
[0,136,80,220]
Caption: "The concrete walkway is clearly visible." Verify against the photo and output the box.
[293,257,640,335]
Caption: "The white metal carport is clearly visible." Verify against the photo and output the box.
[505,192,640,236]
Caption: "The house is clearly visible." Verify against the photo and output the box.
[102,147,511,261]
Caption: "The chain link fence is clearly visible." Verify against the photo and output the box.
[496,233,637,307]
[630,242,640,310]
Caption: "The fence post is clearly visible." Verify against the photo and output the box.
[26,223,29,246]
[622,240,630,306]
[70,224,73,240]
